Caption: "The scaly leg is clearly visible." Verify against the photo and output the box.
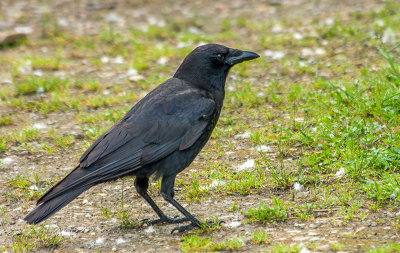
[160,175,221,233]
[134,176,189,225]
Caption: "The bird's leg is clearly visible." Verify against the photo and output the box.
[160,175,221,233]
[134,176,189,225]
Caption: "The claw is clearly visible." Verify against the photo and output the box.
[171,223,196,234]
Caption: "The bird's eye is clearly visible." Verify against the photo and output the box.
[216,53,224,61]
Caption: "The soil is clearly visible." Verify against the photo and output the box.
[0,0,398,252]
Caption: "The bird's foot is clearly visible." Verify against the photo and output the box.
[142,215,190,225]
[171,220,223,234]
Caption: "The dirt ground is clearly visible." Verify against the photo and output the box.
[1,0,399,252]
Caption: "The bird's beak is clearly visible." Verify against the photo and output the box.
[226,50,260,66]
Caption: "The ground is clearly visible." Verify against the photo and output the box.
[0,0,400,252]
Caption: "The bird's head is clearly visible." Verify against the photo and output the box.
[174,44,259,97]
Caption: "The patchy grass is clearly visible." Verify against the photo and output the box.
[6,225,62,252]
[245,198,289,223]
[180,235,243,252]
[1,0,400,251]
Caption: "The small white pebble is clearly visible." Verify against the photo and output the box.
[14,26,33,34]
[101,56,109,63]
[1,157,14,165]
[177,41,191,48]
[375,19,385,27]
[33,70,43,76]
[301,48,314,57]
[315,48,326,55]
[45,224,58,228]
[60,231,72,237]
[227,85,236,92]
[293,33,303,40]
[95,237,105,245]
[225,221,241,228]
[32,123,47,130]
[29,185,38,191]
[256,145,272,152]
[145,226,155,233]
[234,131,250,139]
[188,26,200,34]
[127,68,144,81]
[105,12,121,24]
[116,237,126,244]
[235,159,255,171]
[383,28,396,44]
[324,18,334,26]
[271,25,283,33]
[300,247,312,253]
[335,167,345,177]
[157,57,168,65]
[112,56,124,64]
[264,50,285,60]
[293,182,304,191]
[57,17,69,27]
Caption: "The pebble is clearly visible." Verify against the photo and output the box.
[264,50,285,60]
[112,56,124,64]
[95,237,105,245]
[336,167,345,177]
[1,157,14,164]
[157,57,168,65]
[116,237,126,244]
[383,28,396,43]
[32,123,47,130]
[60,230,72,237]
[299,247,312,253]
[14,26,33,34]
[225,221,241,228]
[145,226,155,233]
[234,131,250,139]
[235,159,255,171]
[293,182,304,191]
[256,145,272,152]
[127,68,144,82]
[293,33,304,40]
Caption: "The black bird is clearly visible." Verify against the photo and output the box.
[24,43,259,232]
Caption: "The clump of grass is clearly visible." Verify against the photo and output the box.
[5,172,52,202]
[367,243,400,253]
[10,225,62,252]
[116,209,140,228]
[252,229,268,244]
[14,76,69,95]
[180,235,243,252]
[183,172,210,202]
[0,114,13,126]
[245,198,289,223]
[29,56,63,70]
[270,243,304,253]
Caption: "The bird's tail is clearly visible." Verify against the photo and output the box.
[24,185,91,224]
[24,165,94,224]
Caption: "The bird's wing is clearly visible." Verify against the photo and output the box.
[38,84,215,205]
[80,87,216,169]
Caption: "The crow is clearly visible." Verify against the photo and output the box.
[24,43,259,232]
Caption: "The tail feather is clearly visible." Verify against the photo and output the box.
[25,154,142,224]
[24,185,90,224]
